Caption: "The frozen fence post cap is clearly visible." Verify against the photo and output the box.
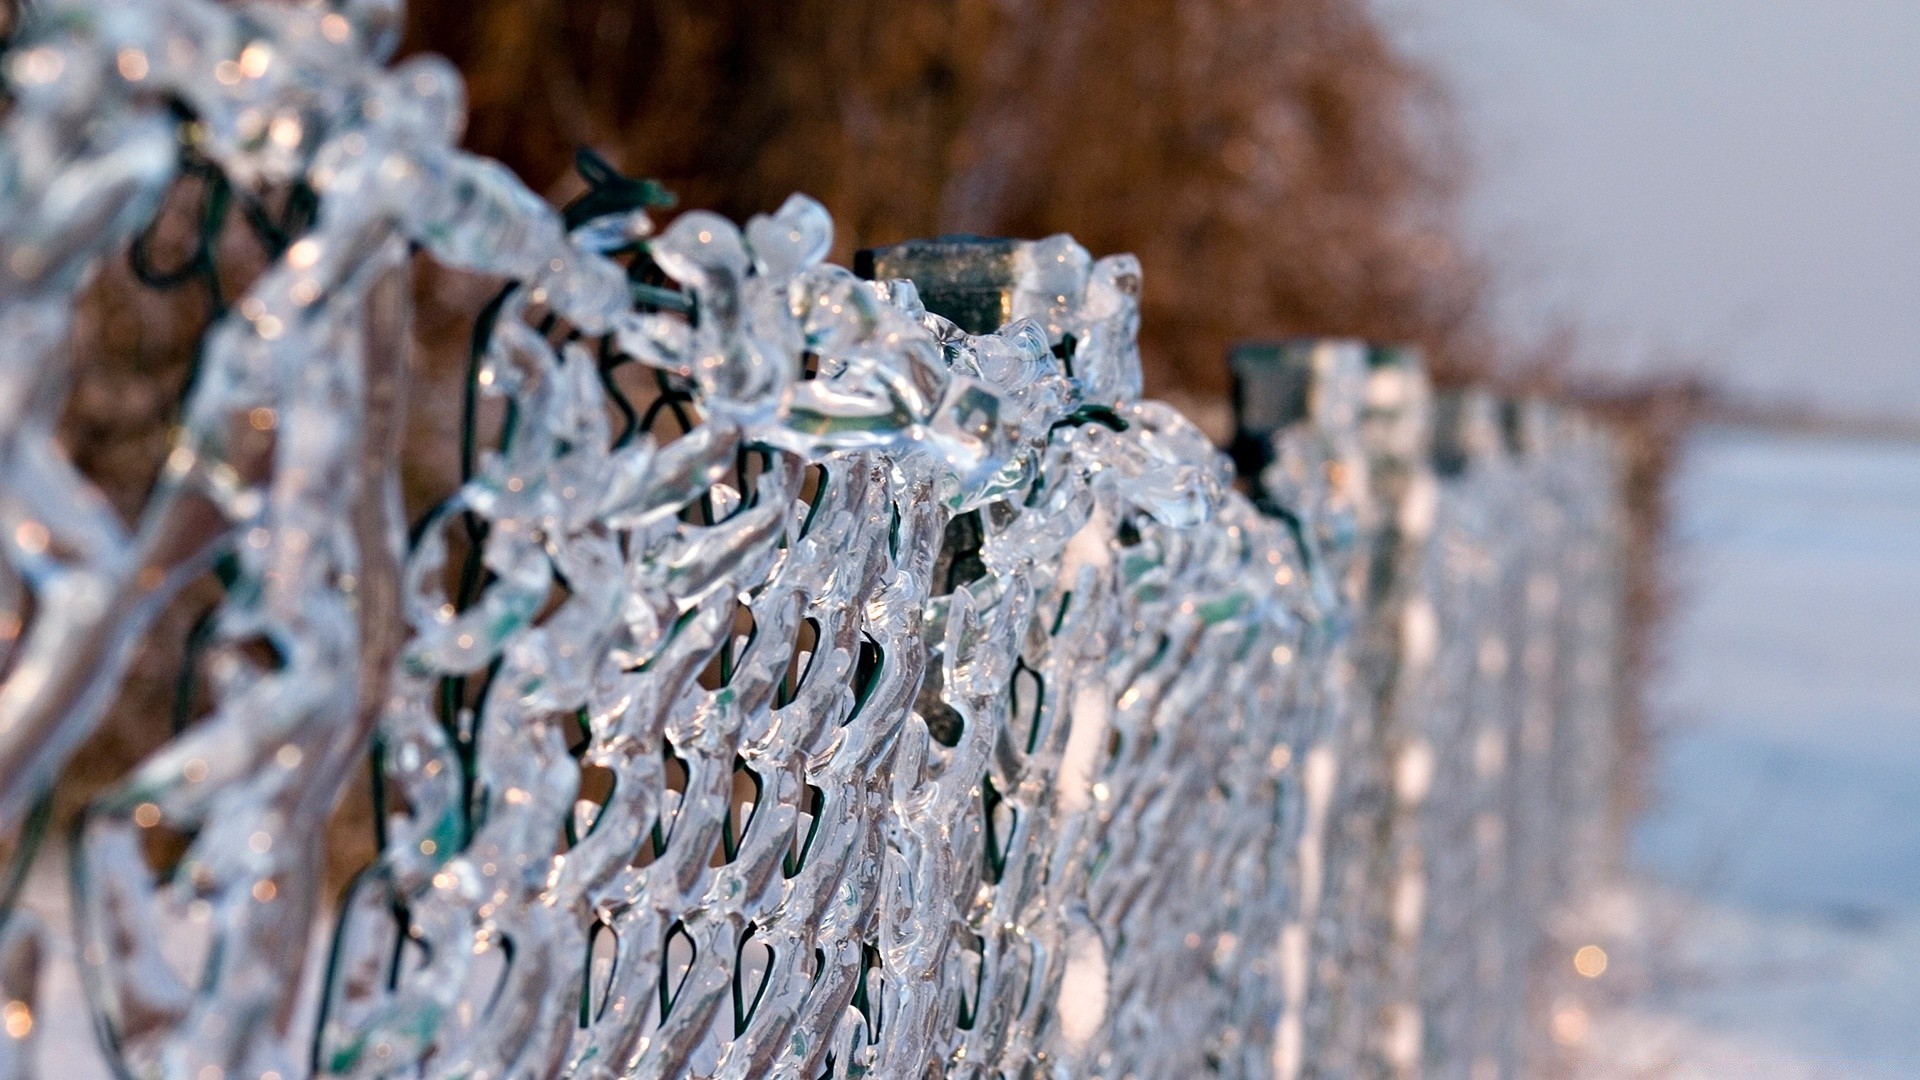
[1499,397,1556,459]
[1366,343,1422,372]
[1228,336,1367,495]
[856,235,1019,333]
[1431,389,1507,477]
[1229,341,1317,432]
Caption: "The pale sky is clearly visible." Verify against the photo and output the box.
[1383,0,1920,420]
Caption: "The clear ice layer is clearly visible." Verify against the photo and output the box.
[0,3,1627,1078]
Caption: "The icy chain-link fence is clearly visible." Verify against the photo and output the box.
[0,2,1625,1078]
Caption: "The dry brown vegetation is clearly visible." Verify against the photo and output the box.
[403,0,1493,397]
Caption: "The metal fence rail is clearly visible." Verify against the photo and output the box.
[0,2,1625,1078]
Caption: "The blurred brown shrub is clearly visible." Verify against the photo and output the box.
[402,0,1493,397]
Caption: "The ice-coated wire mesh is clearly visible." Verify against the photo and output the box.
[0,2,1628,1078]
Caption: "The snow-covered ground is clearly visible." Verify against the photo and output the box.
[1569,428,1920,1078]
